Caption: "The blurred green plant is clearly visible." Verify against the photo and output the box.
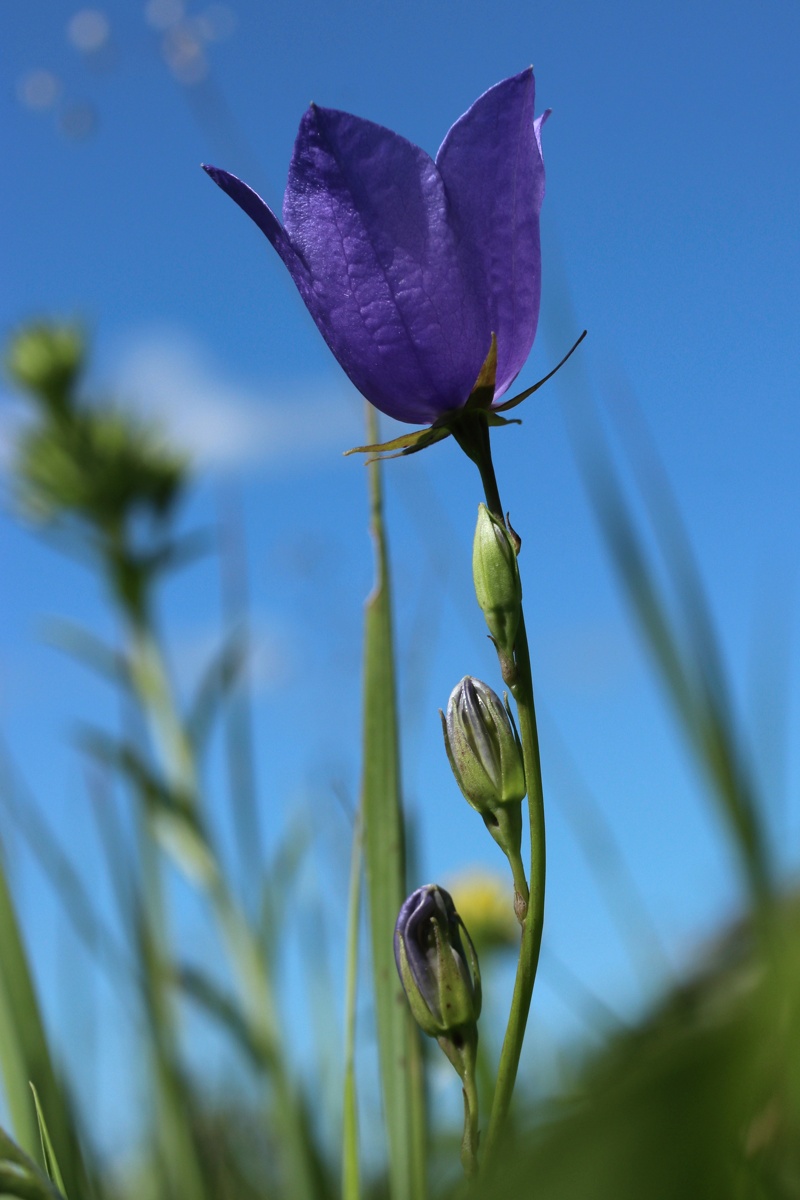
[480,891,800,1200]
[9,323,185,539]
[2,323,331,1200]
[1,318,798,1200]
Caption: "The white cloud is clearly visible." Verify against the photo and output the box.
[113,331,364,474]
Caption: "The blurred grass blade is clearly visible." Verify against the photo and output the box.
[132,901,214,1200]
[80,731,218,886]
[176,965,268,1070]
[43,619,130,689]
[0,749,132,989]
[0,857,93,1199]
[218,492,263,910]
[543,719,671,993]
[186,627,248,754]
[0,1125,66,1200]
[361,402,426,1200]
[30,1086,67,1197]
[547,270,772,909]
[117,625,320,1200]
[578,428,771,906]
[342,809,362,1200]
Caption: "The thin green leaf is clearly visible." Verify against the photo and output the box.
[553,305,771,907]
[582,442,771,905]
[175,965,272,1071]
[42,619,130,688]
[342,809,362,1200]
[140,529,211,579]
[0,749,133,993]
[186,628,248,753]
[29,1088,66,1198]
[360,402,427,1200]
[0,1125,65,1200]
[130,897,213,1200]
[218,494,263,909]
[0,857,93,1200]
[79,732,218,884]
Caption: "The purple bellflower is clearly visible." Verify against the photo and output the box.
[203,72,580,457]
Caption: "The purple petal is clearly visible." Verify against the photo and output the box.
[395,886,436,1010]
[436,69,546,400]
[280,106,490,425]
[202,164,304,280]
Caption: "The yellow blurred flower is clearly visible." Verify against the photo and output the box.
[447,867,519,952]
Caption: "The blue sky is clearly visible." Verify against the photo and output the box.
[2,0,800,1150]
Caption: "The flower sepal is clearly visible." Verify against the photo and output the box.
[492,328,587,413]
[342,329,587,462]
[342,422,451,462]
[344,336,505,461]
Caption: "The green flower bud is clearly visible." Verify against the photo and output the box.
[441,676,526,813]
[472,503,521,661]
[394,884,481,1039]
[441,677,528,916]
[6,324,84,413]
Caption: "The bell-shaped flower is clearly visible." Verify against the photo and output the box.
[203,71,577,455]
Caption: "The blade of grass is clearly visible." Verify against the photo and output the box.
[132,895,214,1200]
[361,402,426,1200]
[342,807,362,1200]
[0,748,133,990]
[542,718,671,993]
[545,261,773,911]
[122,610,322,1200]
[30,1085,67,1197]
[573,415,771,907]
[217,490,263,912]
[0,1125,66,1200]
[0,852,93,1200]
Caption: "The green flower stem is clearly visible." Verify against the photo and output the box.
[460,1053,480,1179]
[505,840,530,925]
[458,417,547,1168]
[482,609,546,1167]
[491,807,529,922]
[438,1033,480,1179]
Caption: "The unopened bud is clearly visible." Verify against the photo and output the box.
[394,884,481,1040]
[472,503,521,660]
[441,676,526,813]
[6,324,84,413]
[441,677,528,911]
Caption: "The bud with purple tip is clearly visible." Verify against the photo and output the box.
[394,884,481,1040]
[395,884,482,1173]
